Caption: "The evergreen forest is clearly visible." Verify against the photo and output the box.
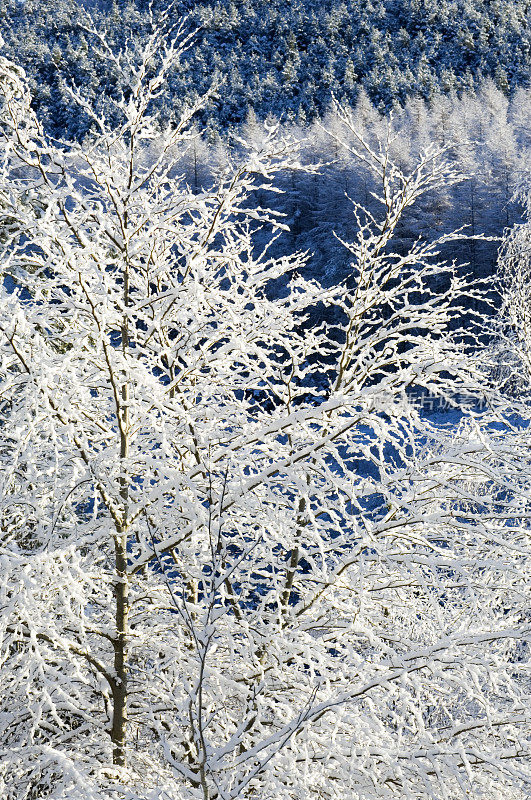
[1,0,530,285]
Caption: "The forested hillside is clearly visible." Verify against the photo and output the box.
[1,0,529,286]
[1,0,530,138]
[210,84,531,286]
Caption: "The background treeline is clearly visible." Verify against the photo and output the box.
[1,0,530,139]
[1,0,529,289]
[174,84,530,292]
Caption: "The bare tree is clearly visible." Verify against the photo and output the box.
[0,25,528,800]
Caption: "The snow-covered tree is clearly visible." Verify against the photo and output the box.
[492,187,531,392]
[0,25,529,800]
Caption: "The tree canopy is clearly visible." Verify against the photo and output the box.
[0,0,529,139]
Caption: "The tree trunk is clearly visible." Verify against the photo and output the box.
[112,248,130,767]
[111,529,129,767]
[112,380,130,767]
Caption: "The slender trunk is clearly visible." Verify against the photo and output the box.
[112,525,129,766]
[281,479,308,612]
[112,374,130,766]
[112,206,131,765]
